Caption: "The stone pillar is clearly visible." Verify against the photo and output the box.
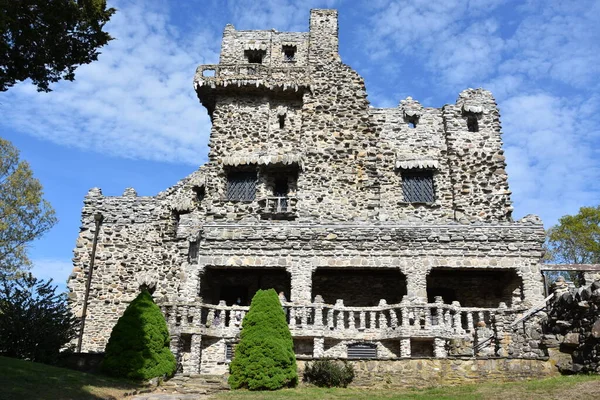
[183,334,202,375]
[400,338,411,358]
[289,266,312,303]
[405,273,427,301]
[495,302,509,357]
[169,333,179,360]
[314,337,324,358]
[434,338,447,358]
[474,322,494,357]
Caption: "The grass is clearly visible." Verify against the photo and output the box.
[213,374,600,400]
[0,356,147,400]
[3,355,599,400]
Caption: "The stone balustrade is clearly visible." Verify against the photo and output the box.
[160,299,520,342]
[194,64,310,90]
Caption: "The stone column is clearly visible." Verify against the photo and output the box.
[314,337,324,358]
[169,333,180,360]
[183,334,202,375]
[434,338,447,358]
[288,266,313,303]
[495,303,509,357]
[405,273,427,302]
[400,338,411,358]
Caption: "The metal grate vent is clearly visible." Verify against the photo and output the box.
[227,171,256,201]
[402,170,434,203]
[225,343,235,360]
[347,343,377,359]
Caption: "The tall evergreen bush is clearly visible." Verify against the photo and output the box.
[101,289,176,380]
[228,289,297,390]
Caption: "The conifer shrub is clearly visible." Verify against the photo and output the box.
[303,359,355,388]
[101,289,176,380]
[228,289,297,390]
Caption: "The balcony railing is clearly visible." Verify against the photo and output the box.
[258,196,297,217]
[160,299,521,341]
[195,64,310,89]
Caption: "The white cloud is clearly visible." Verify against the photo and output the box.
[0,0,220,165]
[502,93,600,225]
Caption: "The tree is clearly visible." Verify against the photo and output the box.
[0,0,115,92]
[544,206,600,285]
[229,289,297,390]
[0,272,79,364]
[0,138,57,274]
[545,206,600,264]
[101,289,177,381]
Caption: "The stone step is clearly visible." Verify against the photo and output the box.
[160,374,230,395]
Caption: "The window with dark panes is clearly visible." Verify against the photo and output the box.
[188,240,199,263]
[227,171,256,201]
[402,170,435,203]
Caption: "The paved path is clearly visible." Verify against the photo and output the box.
[132,393,213,400]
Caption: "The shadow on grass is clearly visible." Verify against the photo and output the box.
[0,356,144,400]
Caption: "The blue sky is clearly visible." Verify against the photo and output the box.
[1,0,599,290]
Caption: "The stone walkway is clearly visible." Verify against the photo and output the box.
[132,394,213,400]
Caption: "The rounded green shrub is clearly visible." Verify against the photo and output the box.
[304,359,355,388]
[228,289,297,390]
[101,289,176,380]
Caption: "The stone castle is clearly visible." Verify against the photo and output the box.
[68,9,596,380]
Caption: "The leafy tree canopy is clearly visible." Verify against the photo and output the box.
[546,205,600,264]
[0,137,57,274]
[229,289,297,390]
[0,273,78,364]
[0,0,115,92]
[102,290,177,381]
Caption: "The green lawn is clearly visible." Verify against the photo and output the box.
[214,375,600,400]
[0,356,146,400]
[3,355,600,400]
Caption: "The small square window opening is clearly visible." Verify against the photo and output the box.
[467,116,479,132]
[244,49,265,64]
[282,45,296,62]
[405,115,419,129]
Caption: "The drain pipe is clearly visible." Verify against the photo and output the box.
[77,213,104,353]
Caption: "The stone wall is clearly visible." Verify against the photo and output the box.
[543,279,600,373]
[297,358,557,387]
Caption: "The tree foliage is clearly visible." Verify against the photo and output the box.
[0,0,115,92]
[102,290,176,381]
[0,272,78,364]
[229,289,297,390]
[0,138,57,274]
[545,206,600,264]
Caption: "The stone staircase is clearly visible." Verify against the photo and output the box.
[141,375,230,398]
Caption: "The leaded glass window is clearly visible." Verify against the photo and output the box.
[402,170,435,203]
[227,171,256,201]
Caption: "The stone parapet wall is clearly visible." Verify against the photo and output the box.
[297,358,557,387]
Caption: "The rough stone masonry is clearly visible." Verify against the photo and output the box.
[68,9,592,380]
